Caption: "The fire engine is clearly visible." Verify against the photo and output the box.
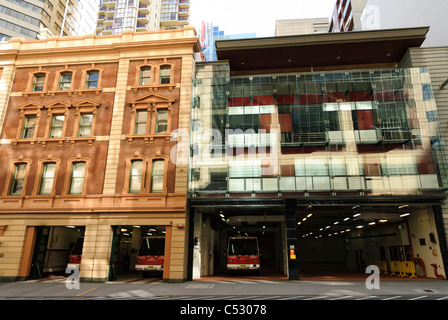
[136,236,165,274]
[226,236,260,274]
[67,236,84,269]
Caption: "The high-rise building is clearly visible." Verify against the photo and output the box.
[0,0,99,41]
[96,0,191,36]
[328,0,366,32]
[198,22,256,61]
[275,18,330,36]
[329,0,448,47]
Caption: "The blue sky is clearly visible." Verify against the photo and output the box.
[190,0,337,37]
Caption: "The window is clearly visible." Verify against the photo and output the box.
[140,67,151,85]
[69,162,86,194]
[10,163,27,195]
[151,159,165,193]
[156,109,168,134]
[59,72,72,90]
[50,114,65,138]
[129,160,143,193]
[33,73,45,91]
[86,71,99,89]
[22,115,37,139]
[40,162,56,195]
[78,113,93,137]
[135,110,148,135]
[159,65,171,84]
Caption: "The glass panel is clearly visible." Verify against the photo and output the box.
[69,162,86,194]
[151,160,164,193]
[50,114,65,138]
[59,72,72,90]
[140,67,151,85]
[33,74,45,91]
[78,114,93,137]
[86,71,99,89]
[156,109,168,134]
[159,66,171,84]
[129,160,143,193]
[11,163,27,195]
[22,116,37,139]
[135,110,147,134]
[40,163,56,195]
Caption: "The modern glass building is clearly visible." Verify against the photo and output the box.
[187,28,448,280]
[0,0,98,41]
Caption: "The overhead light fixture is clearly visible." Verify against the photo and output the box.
[353,213,361,218]
[356,225,364,229]
[344,217,350,221]
[400,213,411,218]
[369,222,376,225]
[307,213,313,218]
[398,205,409,209]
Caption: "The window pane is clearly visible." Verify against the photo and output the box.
[33,74,45,91]
[129,160,143,193]
[22,116,37,139]
[140,67,151,85]
[69,162,86,194]
[50,114,65,138]
[78,114,93,137]
[151,160,164,193]
[86,71,99,88]
[156,109,168,134]
[59,72,72,90]
[40,163,56,194]
[11,163,27,195]
[135,110,147,134]
[159,66,171,84]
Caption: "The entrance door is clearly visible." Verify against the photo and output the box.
[29,227,51,279]
[108,227,120,281]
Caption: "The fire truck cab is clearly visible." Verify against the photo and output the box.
[135,236,165,274]
[226,236,260,274]
[67,236,84,269]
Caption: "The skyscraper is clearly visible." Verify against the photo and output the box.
[0,0,98,41]
[96,0,190,36]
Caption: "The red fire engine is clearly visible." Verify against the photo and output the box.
[227,236,260,274]
[67,236,84,269]
[135,236,165,274]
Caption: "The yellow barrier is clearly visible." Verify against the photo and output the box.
[402,261,418,278]
[377,261,389,275]
[390,261,405,277]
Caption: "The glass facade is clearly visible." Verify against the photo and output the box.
[189,63,448,198]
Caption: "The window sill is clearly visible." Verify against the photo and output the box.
[39,138,67,147]
[48,89,75,97]
[22,91,47,98]
[125,134,171,143]
[67,137,96,145]
[11,138,38,147]
[131,83,176,93]
[12,137,96,147]
[75,88,102,96]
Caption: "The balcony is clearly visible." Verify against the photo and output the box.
[136,23,149,31]
[137,14,150,24]
[97,15,105,22]
[179,0,190,7]
[138,4,150,14]
[139,0,151,4]
[103,17,114,26]
[105,7,116,17]
[102,0,116,7]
